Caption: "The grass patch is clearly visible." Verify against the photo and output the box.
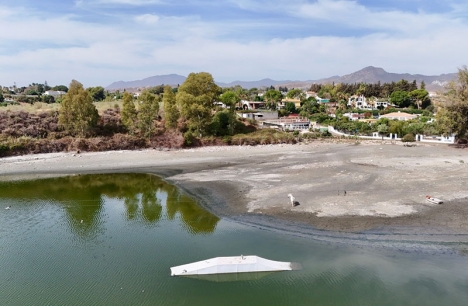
[231,128,296,145]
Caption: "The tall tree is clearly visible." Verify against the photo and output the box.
[409,89,429,109]
[286,88,305,101]
[137,90,159,138]
[390,90,411,108]
[176,72,221,137]
[58,80,99,136]
[436,66,468,140]
[263,89,283,110]
[220,90,241,135]
[163,85,179,129]
[121,92,137,134]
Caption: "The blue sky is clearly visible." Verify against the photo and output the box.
[1,0,467,87]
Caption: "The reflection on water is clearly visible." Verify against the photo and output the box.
[183,271,277,282]
[1,174,468,305]
[0,173,219,237]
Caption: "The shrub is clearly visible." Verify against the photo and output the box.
[402,133,415,142]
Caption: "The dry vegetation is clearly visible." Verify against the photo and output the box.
[0,103,331,157]
[0,106,184,157]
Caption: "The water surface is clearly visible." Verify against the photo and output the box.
[1,174,468,305]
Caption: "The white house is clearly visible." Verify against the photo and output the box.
[348,95,393,110]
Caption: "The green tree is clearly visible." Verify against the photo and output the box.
[263,89,283,110]
[286,89,305,101]
[284,102,296,113]
[52,85,68,92]
[409,89,429,109]
[58,80,99,136]
[163,85,179,129]
[377,124,388,140]
[137,90,159,138]
[121,92,137,134]
[0,92,4,103]
[87,86,106,101]
[300,97,319,114]
[436,66,468,140]
[176,72,221,137]
[420,80,426,90]
[220,90,241,135]
[390,90,411,108]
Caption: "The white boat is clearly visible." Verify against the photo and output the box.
[426,195,443,204]
[170,255,301,277]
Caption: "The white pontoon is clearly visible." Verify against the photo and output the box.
[170,255,300,277]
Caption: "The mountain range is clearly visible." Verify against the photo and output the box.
[106,66,457,91]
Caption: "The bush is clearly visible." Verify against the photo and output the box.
[183,131,196,146]
[401,133,415,142]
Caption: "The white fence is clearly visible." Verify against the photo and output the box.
[327,126,455,144]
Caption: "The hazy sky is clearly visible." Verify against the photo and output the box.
[1,0,467,87]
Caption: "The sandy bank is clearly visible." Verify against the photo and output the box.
[1,141,468,244]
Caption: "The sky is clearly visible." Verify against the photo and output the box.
[1,0,468,88]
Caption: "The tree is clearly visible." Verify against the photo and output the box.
[52,85,68,92]
[377,124,388,140]
[420,80,426,90]
[284,102,296,113]
[121,92,137,134]
[137,90,159,138]
[176,72,221,137]
[58,80,99,136]
[220,90,241,135]
[409,89,429,109]
[0,92,4,103]
[436,66,468,140]
[286,89,305,101]
[163,85,179,129]
[301,97,319,114]
[263,89,283,110]
[87,86,106,101]
[390,90,411,108]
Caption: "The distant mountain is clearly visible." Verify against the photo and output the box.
[217,78,294,89]
[106,67,457,91]
[278,66,457,91]
[106,74,186,90]
[315,66,457,87]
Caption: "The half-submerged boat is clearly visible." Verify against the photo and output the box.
[426,195,443,204]
[170,255,301,277]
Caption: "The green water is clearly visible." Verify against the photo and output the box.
[1,174,468,305]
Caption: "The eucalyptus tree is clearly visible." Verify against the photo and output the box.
[121,92,137,134]
[58,80,99,136]
[137,90,159,138]
[163,85,179,129]
[218,90,241,135]
[176,72,221,137]
[436,66,468,140]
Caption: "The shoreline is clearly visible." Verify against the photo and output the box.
[1,141,468,250]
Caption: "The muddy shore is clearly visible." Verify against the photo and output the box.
[1,141,468,245]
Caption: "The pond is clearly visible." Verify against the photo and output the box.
[1,173,468,305]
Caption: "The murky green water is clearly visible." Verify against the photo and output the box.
[1,174,468,305]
